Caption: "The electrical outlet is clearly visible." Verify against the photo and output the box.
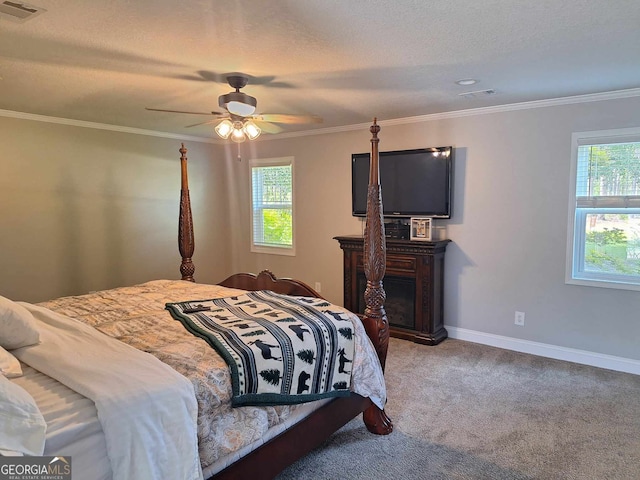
[515,311,525,326]
[314,282,322,293]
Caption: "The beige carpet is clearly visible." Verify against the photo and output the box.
[277,337,640,479]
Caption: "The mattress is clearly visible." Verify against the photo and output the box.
[11,364,111,480]
[12,363,329,479]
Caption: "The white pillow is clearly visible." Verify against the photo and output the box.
[0,375,46,456]
[0,296,40,350]
[0,346,22,378]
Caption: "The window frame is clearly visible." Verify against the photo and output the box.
[249,156,296,256]
[565,127,640,291]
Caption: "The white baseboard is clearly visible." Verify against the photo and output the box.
[446,326,640,376]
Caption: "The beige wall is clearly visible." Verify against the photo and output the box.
[0,116,231,302]
[228,98,640,362]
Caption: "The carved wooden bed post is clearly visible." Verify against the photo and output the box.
[361,118,393,434]
[178,143,195,282]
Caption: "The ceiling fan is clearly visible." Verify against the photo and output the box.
[146,74,322,142]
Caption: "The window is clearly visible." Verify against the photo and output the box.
[250,157,295,255]
[566,128,640,290]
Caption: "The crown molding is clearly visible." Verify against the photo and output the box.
[0,109,217,144]
[2,87,640,143]
[263,87,640,141]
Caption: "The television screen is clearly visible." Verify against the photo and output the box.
[351,147,452,218]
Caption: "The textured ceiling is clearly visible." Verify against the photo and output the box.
[1,0,639,139]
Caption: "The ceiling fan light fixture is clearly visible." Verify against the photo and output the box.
[230,121,246,143]
[215,119,260,142]
[243,120,261,140]
[219,91,257,116]
[214,119,234,139]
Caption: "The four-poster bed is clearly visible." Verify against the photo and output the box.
[3,120,391,480]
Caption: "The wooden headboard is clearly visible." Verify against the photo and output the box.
[218,270,321,298]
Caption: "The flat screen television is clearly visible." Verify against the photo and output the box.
[351,147,453,218]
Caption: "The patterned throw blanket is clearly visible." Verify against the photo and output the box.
[165,291,356,407]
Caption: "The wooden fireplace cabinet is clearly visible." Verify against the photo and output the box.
[335,236,450,345]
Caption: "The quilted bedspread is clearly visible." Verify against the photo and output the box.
[38,280,386,472]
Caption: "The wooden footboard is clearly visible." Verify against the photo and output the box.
[211,395,371,480]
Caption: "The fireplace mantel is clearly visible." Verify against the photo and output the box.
[335,235,450,345]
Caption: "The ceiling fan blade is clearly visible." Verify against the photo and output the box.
[242,75,294,88]
[169,74,211,82]
[174,71,295,88]
[254,114,323,124]
[253,121,284,134]
[145,107,224,116]
[185,119,222,128]
[196,70,227,83]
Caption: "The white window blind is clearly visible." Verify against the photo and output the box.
[250,157,295,255]
[567,128,640,290]
[576,142,640,208]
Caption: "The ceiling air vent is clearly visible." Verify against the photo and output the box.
[0,1,46,23]
[458,89,496,99]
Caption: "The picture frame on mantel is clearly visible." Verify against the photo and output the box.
[410,217,432,241]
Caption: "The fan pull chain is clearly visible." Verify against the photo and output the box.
[237,143,242,161]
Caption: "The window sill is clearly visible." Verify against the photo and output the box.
[566,276,640,292]
[251,245,296,257]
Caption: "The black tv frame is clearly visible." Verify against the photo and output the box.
[351,146,453,218]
